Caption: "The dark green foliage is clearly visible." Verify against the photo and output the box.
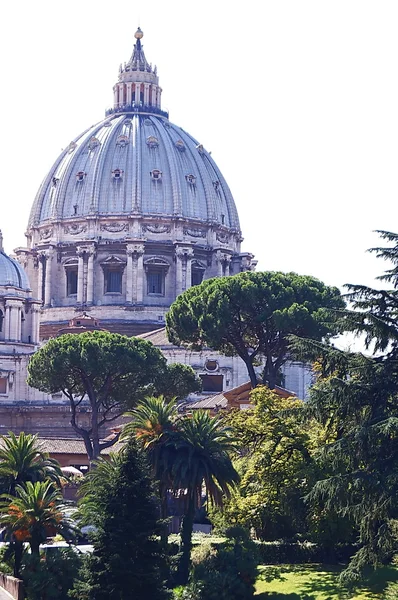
[166,271,344,388]
[185,527,259,600]
[254,541,357,565]
[154,363,202,401]
[72,439,170,600]
[289,231,398,581]
[21,548,81,600]
[27,331,168,460]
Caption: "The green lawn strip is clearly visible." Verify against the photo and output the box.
[255,564,398,599]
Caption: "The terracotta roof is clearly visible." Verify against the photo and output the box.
[181,393,228,411]
[137,327,176,347]
[37,438,123,455]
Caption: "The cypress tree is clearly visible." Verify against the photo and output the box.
[73,441,170,599]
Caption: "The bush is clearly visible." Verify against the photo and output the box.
[184,527,259,600]
[255,541,358,565]
[21,548,81,600]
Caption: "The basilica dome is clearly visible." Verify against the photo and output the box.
[0,252,30,291]
[29,113,240,231]
[19,29,255,339]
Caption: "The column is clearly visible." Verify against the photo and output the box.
[37,256,44,303]
[113,86,118,107]
[151,85,157,106]
[76,247,85,305]
[31,304,41,344]
[8,301,20,342]
[126,245,134,304]
[44,249,53,308]
[4,305,11,340]
[136,246,145,303]
[224,256,231,277]
[175,249,184,297]
[216,251,224,277]
[185,249,194,291]
[86,247,95,306]
[135,83,141,106]
[144,83,150,105]
[126,83,132,106]
[157,88,162,108]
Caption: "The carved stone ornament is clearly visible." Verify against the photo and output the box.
[39,228,53,240]
[184,227,206,238]
[64,224,87,235]
[67,141,77,154]
[142,224,171,234]
[88,137,100,151]
[216,231,229,243]
[100,223,128,233]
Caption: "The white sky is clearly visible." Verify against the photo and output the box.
[1,0,397,293]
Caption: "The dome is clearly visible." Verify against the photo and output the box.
[29,112,240,232]
[0,251,30,291]
[19,29,254,340]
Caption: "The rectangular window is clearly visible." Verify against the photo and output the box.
[192,270,204,287]
[106,271,122,293]
[66,270,78,295]
[200,374,223,393]
[147,270,164,295]
[0,378,7,394]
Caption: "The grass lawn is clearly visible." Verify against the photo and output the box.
[255,564,398,599]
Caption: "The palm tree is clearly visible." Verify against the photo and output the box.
[0,432,63,576]
[0,432,63,494]
[171,410,239,584]
[0,480,77,557]
[122,396,178,545]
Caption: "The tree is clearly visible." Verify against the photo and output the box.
[210,387,321,541]
[0,433,64,577]
[171,411,239,584]
[73,440,170,600]
[0,480,77,557]
[154,363,202,401]
[0,432,63,495]
[27,331,168,462]
[122,396,178,546]
[288,231,398,581]
[166,271,344,389]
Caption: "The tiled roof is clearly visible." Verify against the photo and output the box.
[137,328,176,347]
[37,438,123,455]
[180,393,228,411]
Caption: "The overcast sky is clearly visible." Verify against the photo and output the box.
[1,0,397,293]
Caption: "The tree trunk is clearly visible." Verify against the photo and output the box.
[177,499,195,585]
[13,541,23,578]
[244,358,258,388]
[159,488,169,548]
[30,538,40,557]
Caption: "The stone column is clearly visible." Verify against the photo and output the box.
[4,305,11,340]
[44,249,53,308]
[37,255,44,303]
[135,83,141,105]
[76,247,85,305]
[127,244,145,304]
[216,251,224,277]
[31,304,41,344]
[126,83,132,106]
[175,248,184,297]
[113,85,118,107]
[151,85,157,106]
[86,247,95,306]
[184,248,194,291]
[7,301,20,342]
[126,245,134,304]
[144,83,150,105]
[135,245,145,303]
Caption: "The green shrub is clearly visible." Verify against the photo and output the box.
[21,548,81,600]
[255,541,357,565]
[184,527,259,600]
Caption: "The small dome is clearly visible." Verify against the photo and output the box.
[0,252,30,290]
